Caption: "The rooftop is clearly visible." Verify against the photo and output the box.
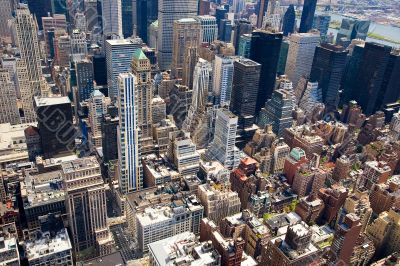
[34,96,71,107]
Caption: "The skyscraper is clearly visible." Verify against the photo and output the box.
[62,157,113,256]
[282,4,295,37]
[197,15,218,44]
[70,29,88,63]
[310,43,348,111]
[258,89,294,137]
[0,0,13,42]
[117,73,142,194]
[105,38,143,100]
[157,0,198,70]
[238,34,252,58]
[206,109,240,170]
[233,20,253,53]
[257,0,269,28]
[285,32,320,89]
[0,69,20,125]
[313,14,331,41]
[121,0,134,40]
[131,49,153,153]
[230,58,261,128]
[14,6,46,122]
[88,91,107,148]
[102,0,123,38]
[171,18,201,79]
[76,59,95,103]
[212,55,234,106]
[250,30,283,113]
[337,19,370,42]
[218,19,232,42]
[299,0,317,33]
[35,97,75,158]
[346,42,393,115]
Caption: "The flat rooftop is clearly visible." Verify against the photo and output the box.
[34,96,71,107]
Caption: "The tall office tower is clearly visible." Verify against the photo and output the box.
[53,31,70,67]
[62,157,113,257]
[238,34,252,58]
[182,59,214,148]
[0,0,13,43]
[199,0,210,16]
[296,78,322,117]
[70,29,88,63]
[258,89,294,137]
[257,0,269,28]
[218,19,232,42]
[26,0,52,29]
[212,55,234,106]
[89,91,107,148]
[233,20,252,53]
[327,213,362,266]
[215,6,228,33]
[0,69,20,125]
[157,0,198,70]
[182,47,199,89]
[299,0,317,33]
[102,0,123,38]
[102,111,119,164]
[230,58,261,128]
[131,49,153,153]
[232,0,245,14]
[74,12,87,33]
[14,6,45,121]
[277,39,289,75]
[250,30,283,113]
[346,43,393,115]
[75,59,94,103]
[285,32,320,89]
[85,0,100,32]
[171,18,201,79]
[337,19,370,42]
[282,4,295,37]
[117,73,142,194]
[35,97,75,158]
[206,109,240,170]
[309,44,348,111]
[313,15,331,42]
[105,38,143,100]
[121,0,133,38]
[381,50,400,108]
[197,15,218,44]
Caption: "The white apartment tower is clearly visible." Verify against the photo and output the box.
[89,90,107,148]
[206,109,240,170]
[285,32,320,88]
[102,0,123,38]
[62,157,113,257]
[197,16,218,44]
[157,0,198,70]
[212,55,234,106]
[117,73,143,194]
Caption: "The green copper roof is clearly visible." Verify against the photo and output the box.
[133,49,148,60]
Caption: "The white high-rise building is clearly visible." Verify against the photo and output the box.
[62,157,113,257]
[212,55,234,106]
[88,90,107,148]
[157,0,198,70]
[105,38,142,100]
[285,32,320,88]
[206,108,240,170]
[102,0,123,38]
[70,29,88,63]
[197,16,218,44]
[14,6,45,123]
[0,69,20,125]
[117,73,142,194]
